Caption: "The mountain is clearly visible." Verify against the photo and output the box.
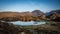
[0,10,44,18]
[46,10,60,16]
[51,10,60,14]
[46,10,60,22]
[0,10,45,21]
[32,10,44,16]
[0,10,60,22]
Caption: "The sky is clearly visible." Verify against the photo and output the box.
[0,0,60,13]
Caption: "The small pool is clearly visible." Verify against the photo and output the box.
[10,21,46,26]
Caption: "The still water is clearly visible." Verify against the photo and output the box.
[10,21,46,26]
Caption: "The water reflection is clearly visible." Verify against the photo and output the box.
[10,21,46,26]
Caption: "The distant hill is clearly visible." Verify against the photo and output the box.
[32,10,44,16]
[46,10,60,22]
[46,10,60,16]
[0,10,44,18]
[51,10,60,14]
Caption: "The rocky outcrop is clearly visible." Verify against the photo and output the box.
[50,13,60,20]
[35,21,60,34]
[46,10,60,22]
[0,21,23,34]
[38,14,46,20]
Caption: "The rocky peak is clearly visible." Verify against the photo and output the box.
[32,10,44,16]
